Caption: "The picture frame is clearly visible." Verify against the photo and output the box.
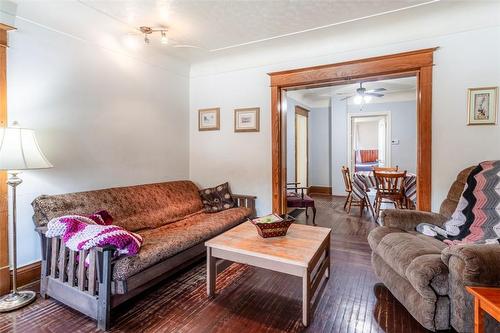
[467,87,498,125]
[198,108,220,131]
[234,107,260,132]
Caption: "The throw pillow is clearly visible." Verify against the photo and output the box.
[199,182,235,212]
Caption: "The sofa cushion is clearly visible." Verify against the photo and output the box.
[372,229,450,299]
[199,182,235,212]
[372,252,450,331]
[367,226,404,251]
[112,207,252,280]
[32,181,204,231]
[375,232,444,279]
[439,166,474,218]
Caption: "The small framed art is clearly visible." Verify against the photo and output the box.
[198,108,220,131]
[234,107,260,132]
[467,87,498,125]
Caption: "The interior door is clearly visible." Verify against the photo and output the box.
[295,106,309,187]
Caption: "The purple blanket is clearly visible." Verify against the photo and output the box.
[46,211,143,262]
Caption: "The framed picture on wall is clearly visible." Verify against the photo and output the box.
[234,107,260,132]
[198,108,220,131]
[467,87,498,125]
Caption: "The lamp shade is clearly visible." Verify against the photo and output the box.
[0,126,53,170]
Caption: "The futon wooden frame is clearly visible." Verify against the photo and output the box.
[35,195,256,330]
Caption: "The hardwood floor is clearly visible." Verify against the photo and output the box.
[0,196,434,333]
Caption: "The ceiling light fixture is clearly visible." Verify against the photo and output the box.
[353,95,363,105]
[139,26,169,45]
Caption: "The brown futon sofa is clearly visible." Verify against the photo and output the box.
[369,166,500,332]
[32,180,256,330]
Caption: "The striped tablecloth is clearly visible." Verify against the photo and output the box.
[352,171,417,204]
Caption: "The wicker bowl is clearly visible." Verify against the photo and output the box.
[250,215,295,238]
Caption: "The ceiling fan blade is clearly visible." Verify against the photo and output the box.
[366,88,387,93]
[366,92,384,97]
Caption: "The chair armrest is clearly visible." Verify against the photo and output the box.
[381,209,448,231]
[442,244,500,285]
[232,194,257,200]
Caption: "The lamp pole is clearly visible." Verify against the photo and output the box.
[0,172,36,312]
[0,123,52,312]
[9,172,22,294]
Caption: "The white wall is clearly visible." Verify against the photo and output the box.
[355,120,379,150]
[189,69,272,215]
[309,106,331,187]
[190,2,500,214]
[330,98,348,195]
[8,18,191,266]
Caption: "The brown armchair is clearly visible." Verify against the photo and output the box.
[369,166,500,332]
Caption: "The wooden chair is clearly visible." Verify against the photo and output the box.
[286,182,316,224]
[373,170,407,216]
[341,166,374,217]
[372,165,399,172]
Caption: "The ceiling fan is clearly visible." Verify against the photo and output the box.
[339,82,386,104]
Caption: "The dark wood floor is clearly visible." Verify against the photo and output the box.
[0,196,433,333]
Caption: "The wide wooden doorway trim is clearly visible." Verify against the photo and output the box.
[0,25,15,295]
[269,48,436,214]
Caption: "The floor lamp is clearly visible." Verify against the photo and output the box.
[0,122,53,312]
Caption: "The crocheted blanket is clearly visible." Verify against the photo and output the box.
[417,161,500,245]
[46,210,143,262]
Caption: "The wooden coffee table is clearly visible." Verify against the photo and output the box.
[205,221,331,326]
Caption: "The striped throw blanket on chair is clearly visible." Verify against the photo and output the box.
[417,160,500,244]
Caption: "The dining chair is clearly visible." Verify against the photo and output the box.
[372,165,399,172]
[373,170,407,216]
[341,166,374,217]
[286,182,316,224]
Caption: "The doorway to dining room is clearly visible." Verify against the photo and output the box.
[270,49,435,214]
[284,76,417,220]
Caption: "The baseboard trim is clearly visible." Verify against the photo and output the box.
[9,261,41,291]
[0,265,9,294]
[308,186,332,196]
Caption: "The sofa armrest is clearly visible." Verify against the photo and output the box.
[35,225,48,234]
[232,194,257,218]
[442,244,500,285]
[381,209,448,231]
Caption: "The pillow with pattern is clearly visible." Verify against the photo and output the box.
[199,182,235,213]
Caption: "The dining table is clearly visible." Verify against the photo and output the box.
[351,170,417,206]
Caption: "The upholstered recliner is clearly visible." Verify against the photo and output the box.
[368,166,500,332]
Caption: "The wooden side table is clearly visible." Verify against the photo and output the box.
[466,286,500,333]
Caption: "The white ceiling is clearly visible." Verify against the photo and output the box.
[287,76,417,107]
[10,0,439,62]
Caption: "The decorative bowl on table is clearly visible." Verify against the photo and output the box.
[250,213,295,238]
